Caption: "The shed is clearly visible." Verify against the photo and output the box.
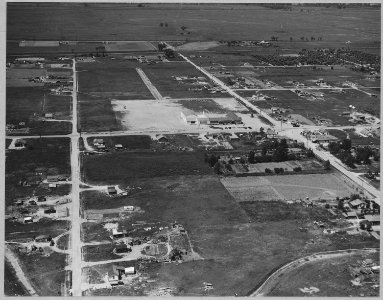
[364,215,380,225]
[47,175,59,182]
[115,144,124,150]
[312,135,339,144]
[123,206,134,211]
[44,113,54,119]
[343,211,358,219]
[24,216,33,223]
[112,229,128,239]
[108,186,117,195]
[157,135,168,143]
[93,138,104,145]
[49,183,57,189]
[15,139,27,148]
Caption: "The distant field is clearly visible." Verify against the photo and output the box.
[44,95,72,120]
[82,151,212,184]
[7,4,380,42]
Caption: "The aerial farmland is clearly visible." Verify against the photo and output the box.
[4,2,380,298]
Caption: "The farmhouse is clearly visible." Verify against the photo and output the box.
[113,265,136,276]
[349,199,365,209]
[15,139,27,148]
[115,144,124,150]
[47,175,59,182]
[24,216,33,224]
[157,135,169,143]
[44,113,54,119]
[343,211,358,219]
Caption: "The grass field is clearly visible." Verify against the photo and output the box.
[268,252,379,297]
[82,151,212,185]
[83,243,121,262]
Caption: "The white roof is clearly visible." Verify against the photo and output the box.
[125,266,135,273]
[24,216,32,220]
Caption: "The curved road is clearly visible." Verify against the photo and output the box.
[250,248,379,297]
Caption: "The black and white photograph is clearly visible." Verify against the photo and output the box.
[3,1,381,297]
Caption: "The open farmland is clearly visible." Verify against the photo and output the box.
[141,62,225,98]
[77,59,154,100]
[221,173,355,203]
[82,152,212,185]
[6,87,44,122]
[7,4,380,42]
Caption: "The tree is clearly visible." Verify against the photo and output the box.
[160,23,164,27]
[259,127,265,135]
[164,23,168,27]
[328,142,340,154]
[164,48,175,58]
[181,26,187,31]
[324,160,331,170]
[350,193,360,201]
[340,139,352,151]
[290,37,293,42]
[248,151,255,164]
[213,162,222,174]
[337,199,344,210]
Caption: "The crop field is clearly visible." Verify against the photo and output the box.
[221,173,355,202]
[6,67,46,87]
[6,87,44,122]
[83,244,121,262]
[78,94,122,132]
[268,251,379,297]
[141,62,226,98]
[77,60,154,100]
[82,151,212,185]
[44,94,72,120]
[246,160,324,173]
[8,4,380,42]
[104,41,156,52]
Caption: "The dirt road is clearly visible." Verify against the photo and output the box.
[5,245,38,296]
[136,68,163,100]
[250,248,379,296]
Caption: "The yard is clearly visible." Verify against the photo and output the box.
[87,135,152,150]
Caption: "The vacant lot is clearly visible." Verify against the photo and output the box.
[83,243,121,262]
[11,246,68,296]
[268,251,379,297]
[87,135,152,150]
[221,173,355,202]
[4,260,29,296]
[82,151,212,184]
[44,94,71,120]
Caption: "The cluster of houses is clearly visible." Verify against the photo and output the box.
[181,111,242,125]
[6,122,30,135]
[342,198,380,231]
[301,129,339,144]
[108,265,136,286]
[92,138,124,152]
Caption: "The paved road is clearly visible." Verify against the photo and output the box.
[250,248,379,297]
[70,58,82,297]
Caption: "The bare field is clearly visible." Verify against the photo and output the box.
[221,173,355,202]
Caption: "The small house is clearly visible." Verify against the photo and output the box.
[49,183,57,189]
[108,186,117,195]
[35,235,51,243]
[115,144,124,150]
[312,135,338,144]
[114,244,131,254]
[37,196,47,202]
[266,128,277,138]
[47,175,59,182]
[24,216,33,224]
[93,138,104,146]
[44,113,54,119]
[349,199,365,209]
[112,229,128,239]
[44,208,56,214]
[108,275,122,286]
[157,135,169,143]
[123,206,134,212]
[97,144,106,150]
[113,265,136,276]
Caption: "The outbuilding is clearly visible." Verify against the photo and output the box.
[364,215,380,225]
[24,216,33,224]
[115,144,124,150]
[35,235,51,243]
[108,186,117,195]
[349,199,365,209]
[114,244,132,253]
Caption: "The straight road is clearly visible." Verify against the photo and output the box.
[70,58,82,297]
[136,68,163,100]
